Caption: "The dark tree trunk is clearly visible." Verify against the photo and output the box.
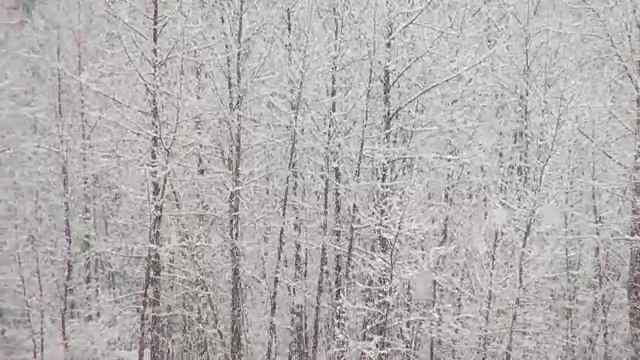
[227,2,246,359]
[138,1,166,358]
[55,12,74,351]
[627,59,640,360]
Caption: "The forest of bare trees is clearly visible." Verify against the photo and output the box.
[3,0,640,359]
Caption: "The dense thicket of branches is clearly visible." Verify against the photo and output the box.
[2,0,640,359]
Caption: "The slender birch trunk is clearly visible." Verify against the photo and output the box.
[16,233,38,360]
[137,1,166,358]
[311,16,341,354]
[322,5,346,359]
[223,2,247,359]
[628,56,640,360]
[265,5,308,358]
[430,170,455,358]
[55,3,74,349]
[504,3,533,358]
[364,4,394,355]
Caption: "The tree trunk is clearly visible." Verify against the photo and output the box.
[227,2,246,359]
[325,5,346,359]
[138,1,166,358]
[15,236,38,360]
[363,6,394,357]
[311,43,339,358]
[265,7,306,355]
[627,59,640,360]
[56,9,74,350]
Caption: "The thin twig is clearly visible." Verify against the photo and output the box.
[578,128,627,169]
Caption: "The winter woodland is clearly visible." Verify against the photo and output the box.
[2,0,640,359]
